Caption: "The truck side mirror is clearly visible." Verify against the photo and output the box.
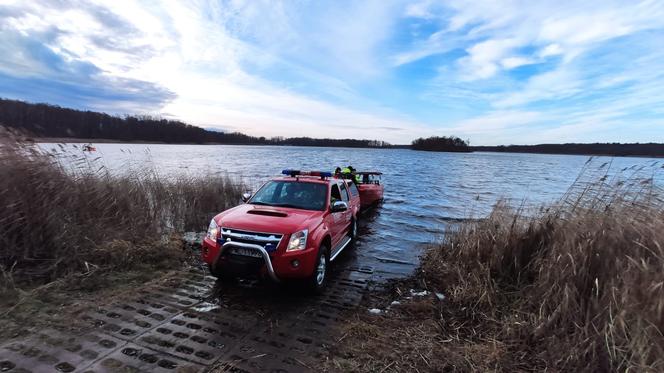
[242,192,252,203]
[331,201,348,212]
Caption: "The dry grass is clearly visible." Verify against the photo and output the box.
[333,163,664,372]
[0,130,242,290]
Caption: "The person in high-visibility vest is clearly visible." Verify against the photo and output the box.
[341,165,360,184]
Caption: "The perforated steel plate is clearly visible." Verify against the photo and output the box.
[0,329,124,372]
[0,266,373,373]
[85,342,204,373]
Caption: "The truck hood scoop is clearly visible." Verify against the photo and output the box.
[247,208,289,217]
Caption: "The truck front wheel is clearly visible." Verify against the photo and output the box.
[208,264,233,281]
[307,244,329,294]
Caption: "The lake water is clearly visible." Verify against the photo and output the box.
[40,143,663,280]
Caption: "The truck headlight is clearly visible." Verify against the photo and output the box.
[206,219,220,241]
[287,229,308,251]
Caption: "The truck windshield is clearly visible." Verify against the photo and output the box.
[249,181,328,211]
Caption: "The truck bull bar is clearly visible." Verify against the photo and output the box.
[215,241,280,283]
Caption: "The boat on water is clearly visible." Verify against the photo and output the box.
[354,171,383,210]
[83,144,96,152]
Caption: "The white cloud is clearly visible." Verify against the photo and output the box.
[0,0,429,143]
[156,69,434,142]
[392,30,458,67]
[405,0,435,19]
[459,38,520,80]
[539,43,563,58]
[402,0,664,80]
[449,110,542,133]
[494,67,581,107]
[500,56,535,69]
[1,0,664,145]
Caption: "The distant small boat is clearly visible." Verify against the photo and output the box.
[83,145,96,152]
[355,172,383,209]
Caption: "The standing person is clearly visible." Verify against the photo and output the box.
[345,165,360,184]
[351,169,362,184]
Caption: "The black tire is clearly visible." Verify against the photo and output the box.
[208,263,234,281]
[349,218,358,242]
[207,263,220,277]
[306,244,329,294]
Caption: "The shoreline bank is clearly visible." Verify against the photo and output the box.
[33,137,664,158]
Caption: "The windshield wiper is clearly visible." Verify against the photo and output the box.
[250,201,273,206]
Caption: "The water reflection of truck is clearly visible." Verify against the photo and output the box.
[201,170,360,293]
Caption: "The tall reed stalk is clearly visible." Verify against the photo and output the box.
[419,163,664,371]
[335,162,663,372]
[0,132,242,284]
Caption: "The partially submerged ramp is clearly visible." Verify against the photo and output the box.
[0,266,374,372]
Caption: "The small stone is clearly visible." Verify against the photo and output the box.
[368,308,382,315]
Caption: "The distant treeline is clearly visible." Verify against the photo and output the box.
[473,144,664,157]
[411,136,664,157]
[0,98,391,148]
[2,98,662,156]
[411,136,471,152]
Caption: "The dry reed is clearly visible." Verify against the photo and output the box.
[334,162,664,372]
[0,131,243,287]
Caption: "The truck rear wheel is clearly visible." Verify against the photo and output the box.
[306,244,329,294]
[349,218,358,242]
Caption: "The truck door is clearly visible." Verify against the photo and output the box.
[329,183,345,247]
[346,181,361,214]
[338,182,353,235]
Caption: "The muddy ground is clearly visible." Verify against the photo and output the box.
[0,255,376,373]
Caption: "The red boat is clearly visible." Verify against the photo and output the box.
[355,171,383,209]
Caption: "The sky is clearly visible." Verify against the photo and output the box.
[1,0,663,145]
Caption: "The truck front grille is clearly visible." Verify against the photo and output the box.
[220,228,283,253]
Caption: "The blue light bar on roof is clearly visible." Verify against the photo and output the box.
[282,170,332,177]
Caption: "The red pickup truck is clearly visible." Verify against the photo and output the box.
[201,170,361,293]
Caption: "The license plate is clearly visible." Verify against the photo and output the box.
[229,247,262,258]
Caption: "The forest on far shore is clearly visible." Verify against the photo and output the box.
[1,98,662,156]
[0,98,390,148]
[473,143,664,157]
[411,136,471,152]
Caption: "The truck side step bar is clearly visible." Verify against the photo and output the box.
[330,236,352,262]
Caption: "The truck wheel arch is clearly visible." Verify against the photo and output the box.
[321,235,331,253]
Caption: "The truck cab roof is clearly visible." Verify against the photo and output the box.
[271,175,332,184]
[275,170,349,185]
